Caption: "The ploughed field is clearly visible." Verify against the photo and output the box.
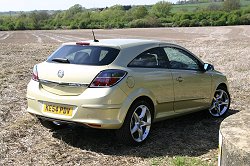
[0,26,249,165]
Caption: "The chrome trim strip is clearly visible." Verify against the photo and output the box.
[39,79,89,87]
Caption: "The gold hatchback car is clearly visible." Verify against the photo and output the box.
[27,39,230,145]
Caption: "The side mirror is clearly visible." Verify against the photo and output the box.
[204,63,214,71]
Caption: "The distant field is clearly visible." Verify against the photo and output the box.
[171,0,250,13]
[172,2,219,13]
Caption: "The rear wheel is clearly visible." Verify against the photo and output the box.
[116,100,153,145]
[209,87,230,117]
[38,118,67,130]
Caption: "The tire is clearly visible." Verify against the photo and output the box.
[116,100,153,145]
[38,118,67,130]
[209,86,230,117]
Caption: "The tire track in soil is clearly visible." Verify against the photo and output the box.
[60,34,89,41]
[39,34,64,43]
[46,33,81,42]
[239,26,250,38]
[2,32,36,43]
[42,32,89,42]
[0,32,12,40]
[36,32,89,43]
[31,34,42,43]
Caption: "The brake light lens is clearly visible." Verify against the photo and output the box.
[32,65,39,81]
[76,42,90,45]
[90,69,127,87]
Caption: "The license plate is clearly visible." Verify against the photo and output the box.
[43,104,73,116]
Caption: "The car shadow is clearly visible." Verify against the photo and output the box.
[52,109,239,158]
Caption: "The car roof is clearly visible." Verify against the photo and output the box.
[63,39,166,49]
[61,39,204,67]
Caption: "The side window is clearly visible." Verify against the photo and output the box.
[99,50,109,61]
[128,47,169,68]
[164,47,201,70]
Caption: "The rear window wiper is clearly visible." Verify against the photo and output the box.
[51,58,70,63]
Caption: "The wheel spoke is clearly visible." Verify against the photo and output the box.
[140,121,151,127]
[131,124,138,134]
[209,104,215,111]
[217,105,221,114]
[218,90,223,99]
[139,106,147,119]
[137,127,143,141]
[133,112,140,123]
[221,99,229,106]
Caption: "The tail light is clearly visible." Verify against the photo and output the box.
[90,69,127,87]
[32,65,39,81]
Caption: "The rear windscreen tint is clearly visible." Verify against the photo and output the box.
[47,45,120,66]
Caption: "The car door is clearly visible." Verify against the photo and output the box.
[128,47,175,118]
[163,46,212,113]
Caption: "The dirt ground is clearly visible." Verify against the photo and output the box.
[0,26,249,166]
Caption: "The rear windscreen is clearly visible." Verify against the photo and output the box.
[47,45,120,66]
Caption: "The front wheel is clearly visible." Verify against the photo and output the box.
[116,100,153,145]
[209,87,230,117]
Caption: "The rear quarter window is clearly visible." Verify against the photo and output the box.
[47,45,120,66]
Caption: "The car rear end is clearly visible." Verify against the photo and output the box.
[26,42,129,129]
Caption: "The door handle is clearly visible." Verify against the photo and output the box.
[176,77,183,82]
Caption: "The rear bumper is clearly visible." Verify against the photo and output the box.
[26,80,132,129]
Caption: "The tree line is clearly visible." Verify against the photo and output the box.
[0,0,249,31]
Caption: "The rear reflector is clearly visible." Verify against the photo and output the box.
[90,69,127,88]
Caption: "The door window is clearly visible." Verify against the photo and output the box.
[164,47,201,70]
[128,47,169,68]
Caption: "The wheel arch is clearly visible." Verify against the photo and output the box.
[116,94,156,145]
[130,96,155,119]
[211,74,230,102]
[217,83,228,91]
[118,89,157,126]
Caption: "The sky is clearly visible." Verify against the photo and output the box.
[0,0,178,12]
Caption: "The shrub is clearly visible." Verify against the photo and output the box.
[239,14,250,24]
[200,19,211,26]
[128,17,160,28]
[15,20,26,30]
[150,1,172,18]
[227,13,240,25]
[189,19,199,27]
[179,19,191,27]
[70,21,78,29]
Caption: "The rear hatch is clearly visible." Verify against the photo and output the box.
[38,62,107,96]
[36,44,120,96]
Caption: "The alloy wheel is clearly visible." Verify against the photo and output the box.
[130,105,151,142]
[209,89,230,117]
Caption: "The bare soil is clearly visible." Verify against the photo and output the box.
[0,26,249,165]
